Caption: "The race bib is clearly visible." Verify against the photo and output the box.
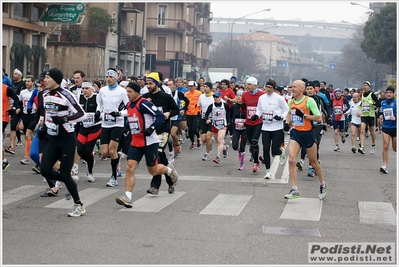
[235,118,245,130]
[262,110,273,123]
[128,114,141,134]
[247,106,256,119]
[45,116,59,136]
[363,104,370,113]
[383,108,393,120]
[82,112,95,128]
[291,110,304,127]
[103,110,116,124]
[333,106,342,114]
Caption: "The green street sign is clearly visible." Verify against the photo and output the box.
[41,3,85,22]
[245,74,250,78]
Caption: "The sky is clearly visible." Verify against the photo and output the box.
[210,1,374,24]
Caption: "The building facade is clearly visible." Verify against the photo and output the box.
[2,2,212,82]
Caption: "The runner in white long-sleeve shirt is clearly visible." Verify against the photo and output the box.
[96,68,129,187]
[253,81,289,179]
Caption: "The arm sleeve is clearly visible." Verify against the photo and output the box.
[61,90,86,123]
[6,87,19,108]
[205,104,213,120]
[280,96,289,119]
[306,97,321,116]
[140,99,165,129]
[96,91,103,112]
[179,92,190,111]
[27,88,38,109]
[168,95,180,118]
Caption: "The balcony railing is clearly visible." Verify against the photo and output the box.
[147,18,188,32]
[146,50,200,65]
[120,35,143,52]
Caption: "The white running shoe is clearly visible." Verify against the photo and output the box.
[263,171,274,180]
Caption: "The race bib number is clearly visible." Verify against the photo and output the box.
[363,104,370,113]
[291,110,304,127]
[333,106,342,114]
[262,110,273,123]
[247,106,256,120]
[235,118,245,130]
[214,119,224,127]
[383,108,393,120]
[103,110,116,124]
[45,117,59,136]
[82,113,95,127]
[128,114,141,134]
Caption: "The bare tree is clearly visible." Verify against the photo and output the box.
[336,29,390,90]
[210,39,266,80]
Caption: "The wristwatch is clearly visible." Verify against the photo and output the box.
[63,117,68,122]
[150,126,155,130]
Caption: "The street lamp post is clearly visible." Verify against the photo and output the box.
[243,26,278,78]
[341,20,362,28]
[350,2,374,15]
[228,8,271,67]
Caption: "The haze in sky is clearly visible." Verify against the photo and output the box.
[210,1,373,24]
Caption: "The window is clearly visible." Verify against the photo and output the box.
[158,5,167,26]
[14,3,28,18]
[157,36,166,59]
[32,35,40,46]
[33,6,43,22]
[13,31,25,69]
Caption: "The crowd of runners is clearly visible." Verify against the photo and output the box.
[2,67,396,217]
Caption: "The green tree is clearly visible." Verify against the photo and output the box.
[87,6,116,34]
[361,3,396,70]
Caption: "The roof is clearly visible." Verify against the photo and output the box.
[235,31,296,44]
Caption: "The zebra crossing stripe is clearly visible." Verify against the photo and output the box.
[199,194,252,216]
[280,197,322,221]
[45,188,118,209]
[121,191,185,212]
[358,201,396,225]
[3,185,44,206]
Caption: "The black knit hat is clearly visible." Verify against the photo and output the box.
[313,80,320,87]
[305,81,314,88]
[46,68,63,85]
[127,82,141,93]
[204,81,213,89]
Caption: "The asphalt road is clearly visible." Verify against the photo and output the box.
[2,127,397,265]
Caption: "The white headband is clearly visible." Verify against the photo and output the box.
[82,82,93,88]
[14,69,22,76]
[106,70,118,79]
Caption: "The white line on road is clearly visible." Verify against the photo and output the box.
[199,194,252,216]
[3,185,44,206]
[358,201,397,225]
[280,197,323,221]
[121,191,185,212]
[45,188,119,209]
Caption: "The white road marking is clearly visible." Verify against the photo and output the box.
[199,194,252,216]
[280,197,322,221]
[358,201,396,225]
[45,188,118,209]
[3,185,44,206]
[121,191,185,212]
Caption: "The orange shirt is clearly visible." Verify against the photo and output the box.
[185,89,202,116]
[289,96,312,131]
[2,84,10,123]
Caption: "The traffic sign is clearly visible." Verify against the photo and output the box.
[41,3,86,23]
[329,63,336,70]
[280,61,287,68]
